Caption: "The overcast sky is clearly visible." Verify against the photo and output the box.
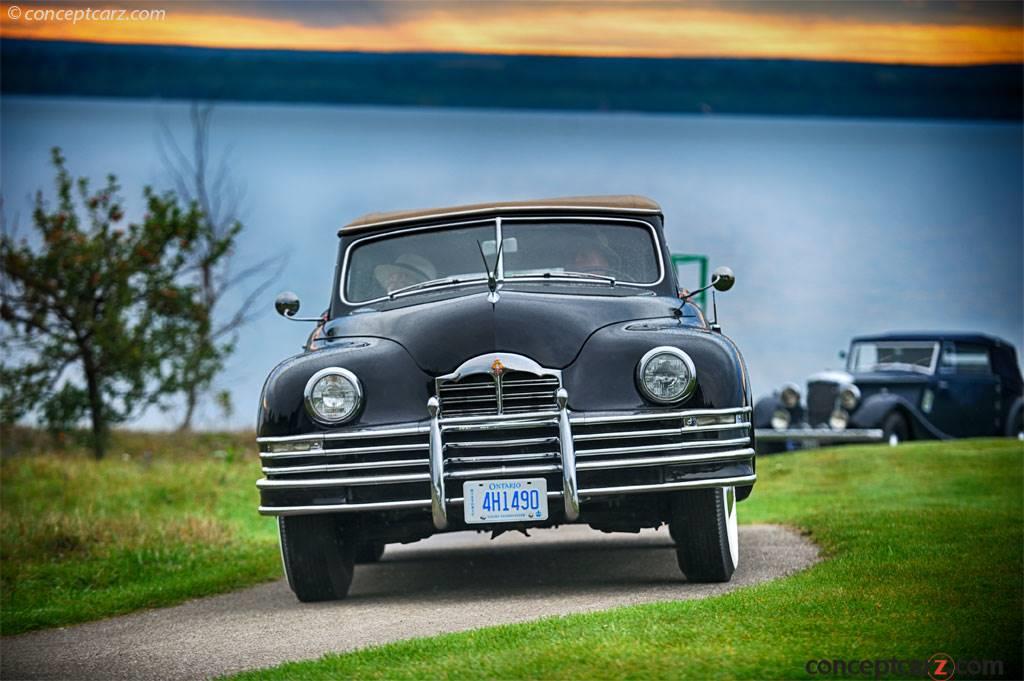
[2,0,1022,64]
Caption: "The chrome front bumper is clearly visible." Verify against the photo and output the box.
[754,428,885,445]
[257,396,755,525]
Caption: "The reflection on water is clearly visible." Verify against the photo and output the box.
[1,96,1021,428]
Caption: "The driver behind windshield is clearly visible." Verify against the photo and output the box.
[571,240,620,277]
[374,254,437,295]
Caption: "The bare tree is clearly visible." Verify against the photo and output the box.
[157,104,287,430]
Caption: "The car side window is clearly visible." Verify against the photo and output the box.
[940,343,992,375]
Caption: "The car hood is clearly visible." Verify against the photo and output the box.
[322,289,682,374]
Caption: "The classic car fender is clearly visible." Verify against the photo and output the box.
[753,395,783,429]
[850,392,952,440]
[1006,397,1024,436]
[258,337,432,437]
[563,321,751,412]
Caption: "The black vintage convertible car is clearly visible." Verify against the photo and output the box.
[258,196,755,601]
[755,332,1024,451]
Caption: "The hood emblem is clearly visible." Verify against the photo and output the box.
[490,358,506,377]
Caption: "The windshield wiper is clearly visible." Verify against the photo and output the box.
[386,276,481,300]
[505,271,650,289]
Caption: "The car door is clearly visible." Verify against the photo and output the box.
[930,342,999,437]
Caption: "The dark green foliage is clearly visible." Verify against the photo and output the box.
[0,149,232,458]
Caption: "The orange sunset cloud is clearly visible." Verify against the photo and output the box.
[1,1,1021,65]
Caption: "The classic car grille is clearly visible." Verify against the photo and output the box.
[806,381,839,426]
[437,371,560,417]
[257,406,754,516]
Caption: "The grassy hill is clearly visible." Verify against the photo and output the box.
[3,39,1022,120]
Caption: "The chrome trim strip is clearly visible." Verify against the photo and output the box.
[257,473,757,516]
[445,436,558,449]
[571,406,751,425]
[446,452,559,465]
[557,388,580,521]
[441,418,559,432]
[577,436,751,458]
[581,474,757,497]
[260,442,428,460]
[576,447,754,471]
[256,407,751,447]
[257,472,429,488]
[261,499,432,516]
[754,428,884,443]
[257,433,326,445]
[256,424,428,445]
[428,397,448,530]
[572,422,749,441]
[262,458,428,475]
[441,410,560,425]
[446,463,561,480]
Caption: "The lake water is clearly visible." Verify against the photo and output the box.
[2,96,1021,429]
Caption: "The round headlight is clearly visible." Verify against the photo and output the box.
[829,409,849,431]
[637,347,697,404]
[304,368,362,424]
[780,383,801,409]
[771,409,791,431]
[838,384,861,411]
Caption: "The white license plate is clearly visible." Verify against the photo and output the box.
[463,478,548,524]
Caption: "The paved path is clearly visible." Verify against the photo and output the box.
[2,524,818,680]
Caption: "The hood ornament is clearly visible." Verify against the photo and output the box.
[476,239,503,305]
[490,358,506,377]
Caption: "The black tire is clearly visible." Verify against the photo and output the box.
[882,411,910,444]
[670,487,738,583]
[278,515,355,602]
[354,541,385,564]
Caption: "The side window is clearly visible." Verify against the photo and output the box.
[940,343,992,375]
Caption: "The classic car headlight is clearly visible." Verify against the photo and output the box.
[771,409,791,430]
[780,383,801,409]
[838,384,861,411]
[829,409,849,431]
[304,368,362,424]
[637,347,697,404]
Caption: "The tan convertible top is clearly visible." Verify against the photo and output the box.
[340,195,662,235]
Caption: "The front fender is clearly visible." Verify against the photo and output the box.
[563,320,750,411]
[258,337,432,437]
[850,393,950,440]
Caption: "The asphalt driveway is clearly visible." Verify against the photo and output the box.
[2,523,818,680]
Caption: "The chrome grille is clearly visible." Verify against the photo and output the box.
[257,406,755,517]
[806,381,838,426]
[437,371,560,417]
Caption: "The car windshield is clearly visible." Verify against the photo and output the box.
[344,223,493,303]
[847,341,938,374]
[500,220,660,284]
[343,218,661,304]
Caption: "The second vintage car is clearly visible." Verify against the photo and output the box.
[755,331,1024,451]
[258,196,756,601]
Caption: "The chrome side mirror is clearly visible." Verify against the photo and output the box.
[711,266,735,292]
[275,291,301,318]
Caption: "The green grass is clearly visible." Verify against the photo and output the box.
[1,428,279,636]
[227,439,1024,681]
